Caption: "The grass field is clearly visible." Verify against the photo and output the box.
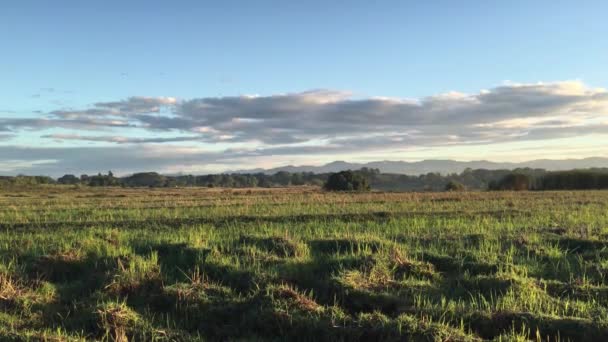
[1,187,608,341]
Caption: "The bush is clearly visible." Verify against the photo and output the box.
[323,170,370,191]
[445,180,465,192]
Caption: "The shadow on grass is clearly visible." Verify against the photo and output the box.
[238,235,302,258]
[308,238,384,255]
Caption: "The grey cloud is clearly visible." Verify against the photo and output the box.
[164,82,608,143]
[41,133,204,144]
[0,134,14,141]
[51,108,120,119]
[2,81,607,152]
[47,96,178,122]
[0,145,230,176]
[518,123,608,141]
[94,96,177,115]
[133,114,196,130]
[237,122,608,158]
[0,117,133,131]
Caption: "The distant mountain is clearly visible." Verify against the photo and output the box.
[231,157,608,175]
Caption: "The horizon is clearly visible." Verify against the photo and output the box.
[4,156,608,178]
[2,1,608,176]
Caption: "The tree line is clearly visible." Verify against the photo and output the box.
[1,168,608,191]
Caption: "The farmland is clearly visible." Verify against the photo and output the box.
[1,187,608,341]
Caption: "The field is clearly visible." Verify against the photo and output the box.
[1,187,608,341]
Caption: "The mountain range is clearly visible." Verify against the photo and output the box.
[232,157,608,175]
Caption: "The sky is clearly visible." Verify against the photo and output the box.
[1,0,608,176]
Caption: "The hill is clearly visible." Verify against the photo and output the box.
[232,157,608,175]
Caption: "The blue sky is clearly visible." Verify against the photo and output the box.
[1,1,608,175]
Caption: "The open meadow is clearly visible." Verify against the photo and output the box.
[1,187,608,341]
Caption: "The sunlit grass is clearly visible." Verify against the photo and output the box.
[1,187,608,340]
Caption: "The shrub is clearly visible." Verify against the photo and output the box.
[445,180,465,192]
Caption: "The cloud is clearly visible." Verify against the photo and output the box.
[113,83,592,148]
[49,96,178,120]
[0,145,228,176]
[1,81,608,175]
[0,117,134,131]
[146,81,608,144]
[41,133,203,144]
[0,134,14,141]
[0,97,178,132]
[3,81,607,146]
[93,96,178,115]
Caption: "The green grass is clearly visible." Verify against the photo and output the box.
[1,187,608,341]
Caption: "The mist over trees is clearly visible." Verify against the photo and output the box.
[2,168,608,191]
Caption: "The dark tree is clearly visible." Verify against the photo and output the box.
[489,173,531,191]
[539,170,608,190]
[88,171,119,187]
[323,170,370,191]
[57,174,80,185]
[122,172,167,187]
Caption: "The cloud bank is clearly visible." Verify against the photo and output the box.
[1,81,607,175]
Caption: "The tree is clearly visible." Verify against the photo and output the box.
[122,172,167,187]
[323,170,370,191]
[445,180,465,192]
[539,170,608,190]
[88,171,119,187]
[489,173,531,191]
[274,171,292,186]
[291,173,305,186]
[57,174,80,185]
